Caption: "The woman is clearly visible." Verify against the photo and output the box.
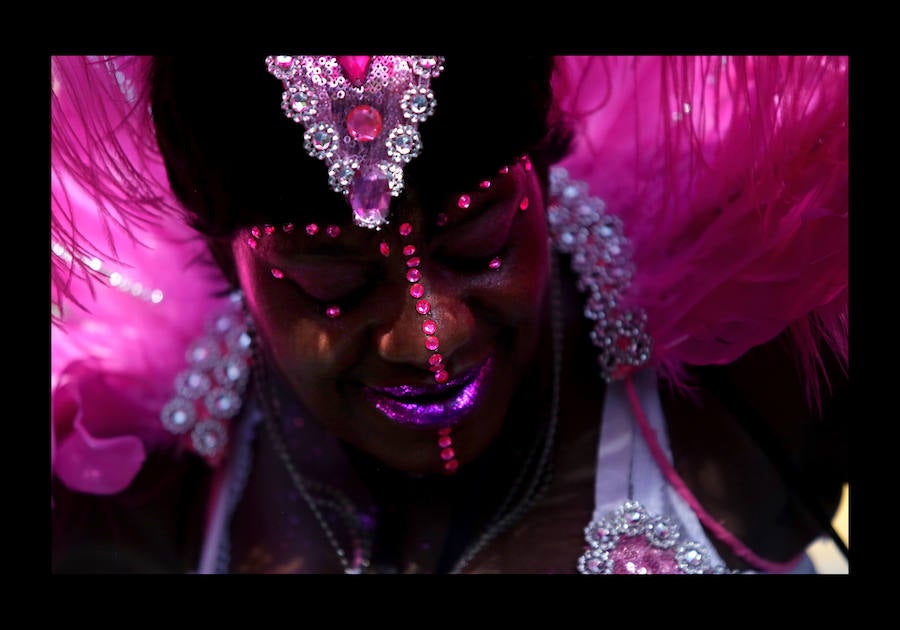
[50,55,848,573]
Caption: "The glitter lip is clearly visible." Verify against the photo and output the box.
[362,358,493,429]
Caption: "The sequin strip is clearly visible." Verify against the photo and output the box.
[578,500,733,574]
[160,291,253,459]
[546,167,652,382]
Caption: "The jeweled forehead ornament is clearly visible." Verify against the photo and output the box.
[266,55,444,230]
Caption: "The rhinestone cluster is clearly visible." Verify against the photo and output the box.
[547,167,652,382]
[265,56,444,229]
[577,501,731,574]
[160,291,253,459]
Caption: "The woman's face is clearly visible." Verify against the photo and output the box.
[232,157,550,474]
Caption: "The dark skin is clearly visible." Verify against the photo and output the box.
[223,162,847,573]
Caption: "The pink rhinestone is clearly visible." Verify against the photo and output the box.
[283,223,294,233]
[325,305,341,319]
[416,299,431,315]
[440,447,455,461]
[435,213,448,227]
[251,226,261,238]
[429,353,443,367]
[410,284,425,299]
[425,336,440,351]
[488,257,502,270]
[438,435,453,448]
[434,369,449,384]
[523,155,532,171]
[499,165,509,174]
[406,256,420,268]
[406,269,421,283]
[444,459,459,473]
[399,222,413,236]
[326,225,341,238]
[346,105,383,142]
[457,194,471,209]
[247,237,258,249]
[264,224,276,235]
[403,244,416,256]
[438,427,452,436]
[306,223,319,236]
[422,319,437,335]
[271,268,284,279]
[519,196,529,211]
[479,180,491,189]
[379,241,391,257]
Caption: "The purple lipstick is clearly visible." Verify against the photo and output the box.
[363,358,493,429]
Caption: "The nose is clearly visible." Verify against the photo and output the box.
[376,274,475,370]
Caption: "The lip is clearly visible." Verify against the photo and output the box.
[362,357,493,429]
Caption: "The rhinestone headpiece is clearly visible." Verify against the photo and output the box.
[266,55,444,230]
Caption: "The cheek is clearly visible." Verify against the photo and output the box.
[231,239,358,380]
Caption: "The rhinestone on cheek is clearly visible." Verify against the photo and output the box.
[247,237,258,249]
[326,225,341,238]
[306,223,319,236]
[406,269,421,283]
[416,299,431,314]
[479,180,491,189]
[399,222,413,236]
[410,284,425,299]
[379,241,391,257]
[519,196,529,211]
[499,165,509,174]
[488,257,502,270]
[422,319,437,335]
[271,268,284,279]
[457,194,471,209]
[325,305,341,318]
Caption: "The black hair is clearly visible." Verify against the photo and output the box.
[150,55,572,242]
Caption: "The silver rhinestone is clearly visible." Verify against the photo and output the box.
[191,419,228,457]
[160,397,196,434]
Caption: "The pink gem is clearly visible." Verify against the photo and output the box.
[325,305,341,319]
[403,244,416,256]
[350,168,392,228]
[434,369,449,384]
[271,268,284,279]
[438,435,452,448]
[283,223,294,233]
[416,299,431,314]
[406,269,421,283]
[488,257,502,270]
[435,213,448,227]
[499,165,509,174]
[479,180,491,189]
[440,447,455,461]
[422,320,437,335]
[346,105,383,142]
[523,155,532,171]
[444,459,459,473]
[306,223,319,236]
[247,237,258,249]
[406,256,420,268]
[326,225,341,238]
[429,353,443,367]
[425,336,440,351]
[379,241,391,257]
[519,196,529,211]
[264,224,275,235]
[410,284,425,299]
[399,222,413,236]
[437,427,452,436]
[336,56,371,85]
[457,194,471,209]
[251,226,261,238]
